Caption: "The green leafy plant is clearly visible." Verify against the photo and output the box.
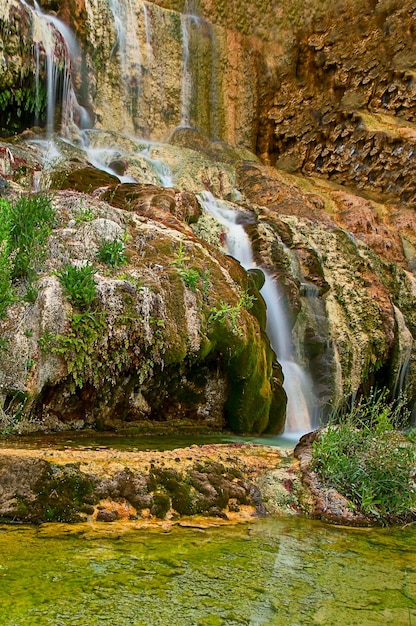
[24,284,38,303]
[170,241,202,292]
[209,291,256,333]
[73,201,94,224]
[57,263,97,309]
[171,241,190,268]
[53,310,105,389]
[8,193,55,280]
[310,390,416,523]
[97,238,127,269]
[178,267,199,292]
[0,390,29,434]
[0,199,14,318]
[38,329,56,354]
[0,338,9,353]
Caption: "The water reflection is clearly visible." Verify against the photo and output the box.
[0,432,298,452]
[0,517,414,625]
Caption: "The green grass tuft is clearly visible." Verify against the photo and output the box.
[311,390,416,523]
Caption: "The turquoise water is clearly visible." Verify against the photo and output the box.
[0,517,414,625]
[0,432,298,452]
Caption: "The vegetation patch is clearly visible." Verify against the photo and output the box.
[56,263,97,309]
[96,238,128,269]
[53,310,106,389]
[310,390,416,524]
[0,194,55,317]
[170,241,202,292]
[209,290,256,335]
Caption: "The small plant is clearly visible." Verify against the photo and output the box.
[24,283,38,303]
[178,267,199,292]
[310,390,416,523]
[0,199,14,318]
[53,310,105,389]
[73,201,94,224]
[38,329,56,353]
[171,241,190,268]
[57,263,97,309]
[0,390,28,434]
[209,290,256,333]
[23,329,34,338]
[171,241,201,292]
[8,193,55,280]
[200,269,211,297]
[0,338,9,353]
[97,238,127,269]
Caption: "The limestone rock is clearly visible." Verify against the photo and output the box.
[0,188,284,434]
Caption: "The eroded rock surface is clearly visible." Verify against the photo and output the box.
[0,178,285,434]
[0,443,299,523]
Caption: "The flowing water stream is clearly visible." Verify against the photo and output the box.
[198,192,317,435]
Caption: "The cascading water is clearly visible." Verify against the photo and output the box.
[22,0,88,138]
[180,13,197,128]
[108,0,143,128]
[179,11,219,138]
[198,191,316,434]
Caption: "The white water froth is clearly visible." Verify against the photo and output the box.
[198,192,315,434]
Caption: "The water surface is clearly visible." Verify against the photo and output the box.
[0,432,298,452]
[0,517,414,625]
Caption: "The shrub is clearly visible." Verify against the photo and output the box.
[178,266,199,292]
[0,199,14,318]
[310,390,416,523]
[209,291,256,333]
[96,238,127,269]
[57,263,97,309]
[8,193,55,280]
[0,194,55,316]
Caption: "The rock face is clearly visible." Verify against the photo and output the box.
[0,175,284,433]
[0,0,416,433]
[0,443,300,523]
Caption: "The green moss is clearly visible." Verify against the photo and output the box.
[151,491,171,519]
[31,464,96,523]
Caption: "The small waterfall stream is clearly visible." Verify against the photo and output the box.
[180,13,199,128]
[198,192,316,434]
[108,0,143,126]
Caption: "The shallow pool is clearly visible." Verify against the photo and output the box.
[0,517,414,625]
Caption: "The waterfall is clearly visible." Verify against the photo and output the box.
[108,0,143,128]
[198,192,316,434]
[21,1,85,137]
[180,13,197,127]
[142,2,152,72]
[180,11,218,136]
[392,306,413,398]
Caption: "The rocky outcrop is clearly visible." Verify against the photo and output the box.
[0,159,285,433]
[1,123,416,431]
[294,432,371,526]
[1,0,416,431]
[0,443,300,523]
[256,0,416,213]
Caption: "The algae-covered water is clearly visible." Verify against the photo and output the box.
[0,517,414,625]
[0,432,299,451]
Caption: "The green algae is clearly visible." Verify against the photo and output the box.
[0,517,414,625]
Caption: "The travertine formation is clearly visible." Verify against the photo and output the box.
[0,0,416,432]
